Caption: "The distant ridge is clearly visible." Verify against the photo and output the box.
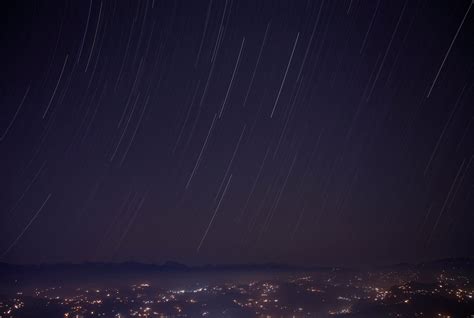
[0,261,337,275]
[0,257,472,276]
[376,257,474,271]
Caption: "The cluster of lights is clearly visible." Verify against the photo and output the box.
[1,269,472,318]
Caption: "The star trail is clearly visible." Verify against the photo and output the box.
[1,0,473,268]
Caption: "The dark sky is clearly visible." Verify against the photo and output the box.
[0,0,473,267]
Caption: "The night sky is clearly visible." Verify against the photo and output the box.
[1,0,473,267]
